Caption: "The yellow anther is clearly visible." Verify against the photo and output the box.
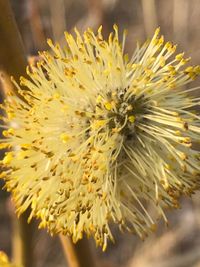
[185,66,194,73]
[180,58,190,66]
[194,65,200,74]
[149,57,156,64]
[165,42,174,51]
[61,105,68,112]
[145,68,153,77]
[113,24,118,32]
[103,238,107,252]
[108,61,112,68]
[128,115,136,123]
[167,65,177,75]
[127,105,133,111]
[112,92,117,97]
[98,25,103,38]
[154,27,160,37]
[124,54,129,63]
[165,164,171,170]
[89,223,95,231]
[92,120,107,130]
[169,82,176,89]
[96,95,103,104]
[53,93,60,99]
[104,102,112,111]
[47,38,53,47]
[158,36,164,45]
[175,130,181,136]
[183,137,191,143]
[109,32,113,43]
[167,65,174,71]
[29,108,36,115]
[87,184,93,193]
[19,76,26,86]
[162,182,169,190]
[60,133,70,143]
[160,56,166,67]
[179,152,187,160]
[8,128,14,135]
[0,143,10,149]
[21,143,31,149]
[7,112,15,119]
[102,192,107,200]
[2,130,9,137]
[175,53,184,61]
[131,64,139,70]
[3,152,13,164]
[103,69,110,75]
[123,28,128,37]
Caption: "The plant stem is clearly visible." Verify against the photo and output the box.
[11,208,34,267]
[59,235,96,267]
[0,1,34,267]
[0,0,27,79]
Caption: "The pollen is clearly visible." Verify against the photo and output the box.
[96,95,103,104]
[104,102,112,111]
[128,115,136,123]
[60,133,70,143]
[3,153,13,164]
[53,93,60,99]
[7,112,15,119]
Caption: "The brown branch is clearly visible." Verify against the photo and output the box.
[0,1,34,267]
[0,1,27,78]
[59,235,96,267]
[0,0,28,97]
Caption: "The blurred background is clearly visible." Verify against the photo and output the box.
[0,0,200,266]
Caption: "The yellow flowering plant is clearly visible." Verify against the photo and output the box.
[0,26,200,250]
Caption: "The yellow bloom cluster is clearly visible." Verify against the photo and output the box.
[0,26,200,250]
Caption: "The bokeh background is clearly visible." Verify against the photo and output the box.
[1,0,200,266]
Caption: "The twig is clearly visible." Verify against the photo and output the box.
[59,234,96,267]
[0,0,27,79]
[0,1,34,267]
[12,210,34,267]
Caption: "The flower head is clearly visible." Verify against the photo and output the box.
[1,26,200,250]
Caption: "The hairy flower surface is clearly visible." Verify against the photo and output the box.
[1,26,200,250]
